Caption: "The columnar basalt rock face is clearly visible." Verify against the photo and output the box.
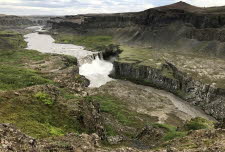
[112,61,225,120]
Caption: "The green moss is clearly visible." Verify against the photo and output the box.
[182,117,215,131]
[105,124,118,136]
[0,92,81,139]
[0,65,52,90]
[163,131,187,141]
[0,49,49,66]
[153,123,187,141]
[53,33,113,51]
[35,92,53,105]
[62,55,77,66]
[59,88,81,100]
[0,30,84,139]
[161,68,175,79]
[0,31,52,90]
[175,90,187,98]
[90,94,158,137]
[49,126,64,136]
[0,31,27,49]
[91,95,137,126]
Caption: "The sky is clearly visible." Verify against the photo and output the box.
[1,0,225,16]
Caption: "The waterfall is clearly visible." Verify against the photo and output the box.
[24,26,114,88]
[79,56,113,88]
[78,52,103,66]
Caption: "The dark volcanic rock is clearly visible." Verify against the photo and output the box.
[78,98,106,139]
[0,124,37,152]
[96,44,123,60]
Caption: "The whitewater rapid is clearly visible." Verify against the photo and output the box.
[24,26,113,88]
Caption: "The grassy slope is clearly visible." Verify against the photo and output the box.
[89,94,158,137]
[0,31,82,138]
[0,31,52,90]
[52,33,114,51]
[0,90,82,138]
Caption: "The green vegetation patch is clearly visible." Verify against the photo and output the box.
[53,33,113,50]
[152,123,187,141]
[182,117,215,131]
[35,92,54,105]
[0,30,84,139]
[0,65,52,90]
[0,30,53,90]
[161,67,175,79]
[89,94,158,136]
[0,91,81,138]
[0,31,26,49]
[0,49,49,65]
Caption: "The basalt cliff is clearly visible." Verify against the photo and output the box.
[0,15,51,29]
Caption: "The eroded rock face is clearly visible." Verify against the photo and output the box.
[111,61,225,120]
[0,124,37,152]
[0,124,145,152]
[135,126,166,148]
[78,98,106,139]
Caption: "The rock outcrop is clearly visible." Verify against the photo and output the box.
[111,61,225,120]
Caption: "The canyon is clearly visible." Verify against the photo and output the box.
[1,1,225,152]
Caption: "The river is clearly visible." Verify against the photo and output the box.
[24,26,113,88]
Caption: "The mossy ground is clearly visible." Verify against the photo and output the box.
[52,33,114,51]
[152,123,187,141]
[0,65,52,90]
[0,31,26,49]
[0,30,82,139]
[0,89,82,139]
[89,94,158,137]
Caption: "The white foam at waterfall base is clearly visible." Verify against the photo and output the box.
[79,57,113,88]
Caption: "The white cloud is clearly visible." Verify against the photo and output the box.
[174,0,225,7]
[1,0,225,15]
[0,0,155,15]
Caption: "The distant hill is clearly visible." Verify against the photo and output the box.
[155,1,203,12]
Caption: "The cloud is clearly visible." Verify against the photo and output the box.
[0,0,155,15]
[173,0,225,7]
[0,0,225,15]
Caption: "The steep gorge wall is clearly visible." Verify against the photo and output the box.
[0,15,34,28]
[111,61,225,120]
[0,15,50,29]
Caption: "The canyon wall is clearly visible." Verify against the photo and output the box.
[0,15,51,29]
[111,61,225,120]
